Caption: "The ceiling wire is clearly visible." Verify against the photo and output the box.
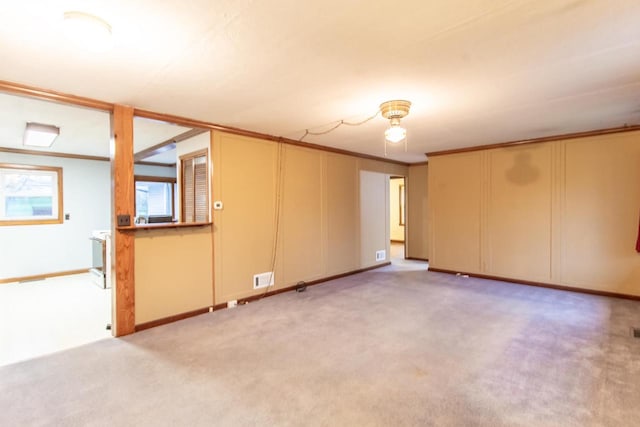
[298,110,380,141]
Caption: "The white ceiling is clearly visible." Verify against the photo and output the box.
[0,92,192,163]
[0,92,111,157]
[1,0,639,162]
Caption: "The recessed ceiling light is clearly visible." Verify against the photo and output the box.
[63,11,113,52]
[24,122,60,148]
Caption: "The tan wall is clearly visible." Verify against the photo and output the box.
[389,177,405,242]
[133,130,407,321]
[282,146,324,284]
[360,170,390,266]
[561,134,640,294]
[487,144,552,282]
[325,153,359,276]
[134,226,213,323]
[428,130,640,296]
[213,131,407,304]
[407,164,428,259]
[212,133,278,302]
[429,152,482,273]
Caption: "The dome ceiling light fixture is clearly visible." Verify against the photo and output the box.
[380,100,411,155]
[63,11,113,52]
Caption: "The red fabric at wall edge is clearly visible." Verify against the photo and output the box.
[636,216,640,252]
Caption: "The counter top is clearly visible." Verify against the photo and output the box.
[117,222,212,232]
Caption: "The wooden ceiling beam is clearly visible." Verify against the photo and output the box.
[134,128,207,162]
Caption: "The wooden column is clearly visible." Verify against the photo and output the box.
[111,105,135,336]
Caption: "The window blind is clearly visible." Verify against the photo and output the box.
[181,151,208,223]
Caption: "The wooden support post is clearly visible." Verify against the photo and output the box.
[111,105,135,336]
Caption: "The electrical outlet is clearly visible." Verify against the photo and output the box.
[253,272,274,289]
[375,250,386,261]
[117,214,131,226]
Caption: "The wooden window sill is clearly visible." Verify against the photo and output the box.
[117,222,212,231]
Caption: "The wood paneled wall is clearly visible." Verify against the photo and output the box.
[428,131,640,296]
[212,131,407,304]
[407,164,429,260]
[135,226,213,323]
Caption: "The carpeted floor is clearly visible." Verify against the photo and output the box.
[1,262,639,426]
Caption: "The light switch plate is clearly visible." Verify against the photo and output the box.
[213,201,223,210]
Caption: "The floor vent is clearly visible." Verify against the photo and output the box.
[631,327,640,338]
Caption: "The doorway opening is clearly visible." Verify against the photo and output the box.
[389,175,406,263]
[0,91,114,366]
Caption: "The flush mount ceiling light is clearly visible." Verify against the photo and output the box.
[23,122,60,148]
[380,100,411,143]
[63,11,113,52]
[380,100,411,155]
[298,99,412,157]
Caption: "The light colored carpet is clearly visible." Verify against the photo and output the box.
[0,273,112,366]
[1,263,640,426]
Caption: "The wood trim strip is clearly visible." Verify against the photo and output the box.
[409,161,429,166]
[0,79,113,111]
[0,147,109,162]
[111,105,136,336]
[134,175,177,184]
[0,268,91,284]
[237,262,392,305]
[428,268,640,301]
[134,161,176,167]
[209,130,216,309]
[133,262,392,332]
[135,307,211,332]
[136,142,176,161]
[1,147,176,168]
[426,125,640,157]
[134,108,410,166]
[134,128,207,162]
[406,257,429,262]
[0,79,407,166]
[281,137,409,166]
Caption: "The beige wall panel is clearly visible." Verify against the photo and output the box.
[282,146,324,284]
[360,170,390,267]
[487,144,552,282]
[429,153,482,273]
[213,133,277,302]
[326,154,359,275]
[211,132,408,304]
[135,226,213,323]
[407,164,428,259]
[562,133,640,294]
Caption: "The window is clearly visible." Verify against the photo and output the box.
[180,149,209,222]
[135,176,177,219]
[0,163,63,226]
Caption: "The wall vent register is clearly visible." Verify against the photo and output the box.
[253,272,275,289]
